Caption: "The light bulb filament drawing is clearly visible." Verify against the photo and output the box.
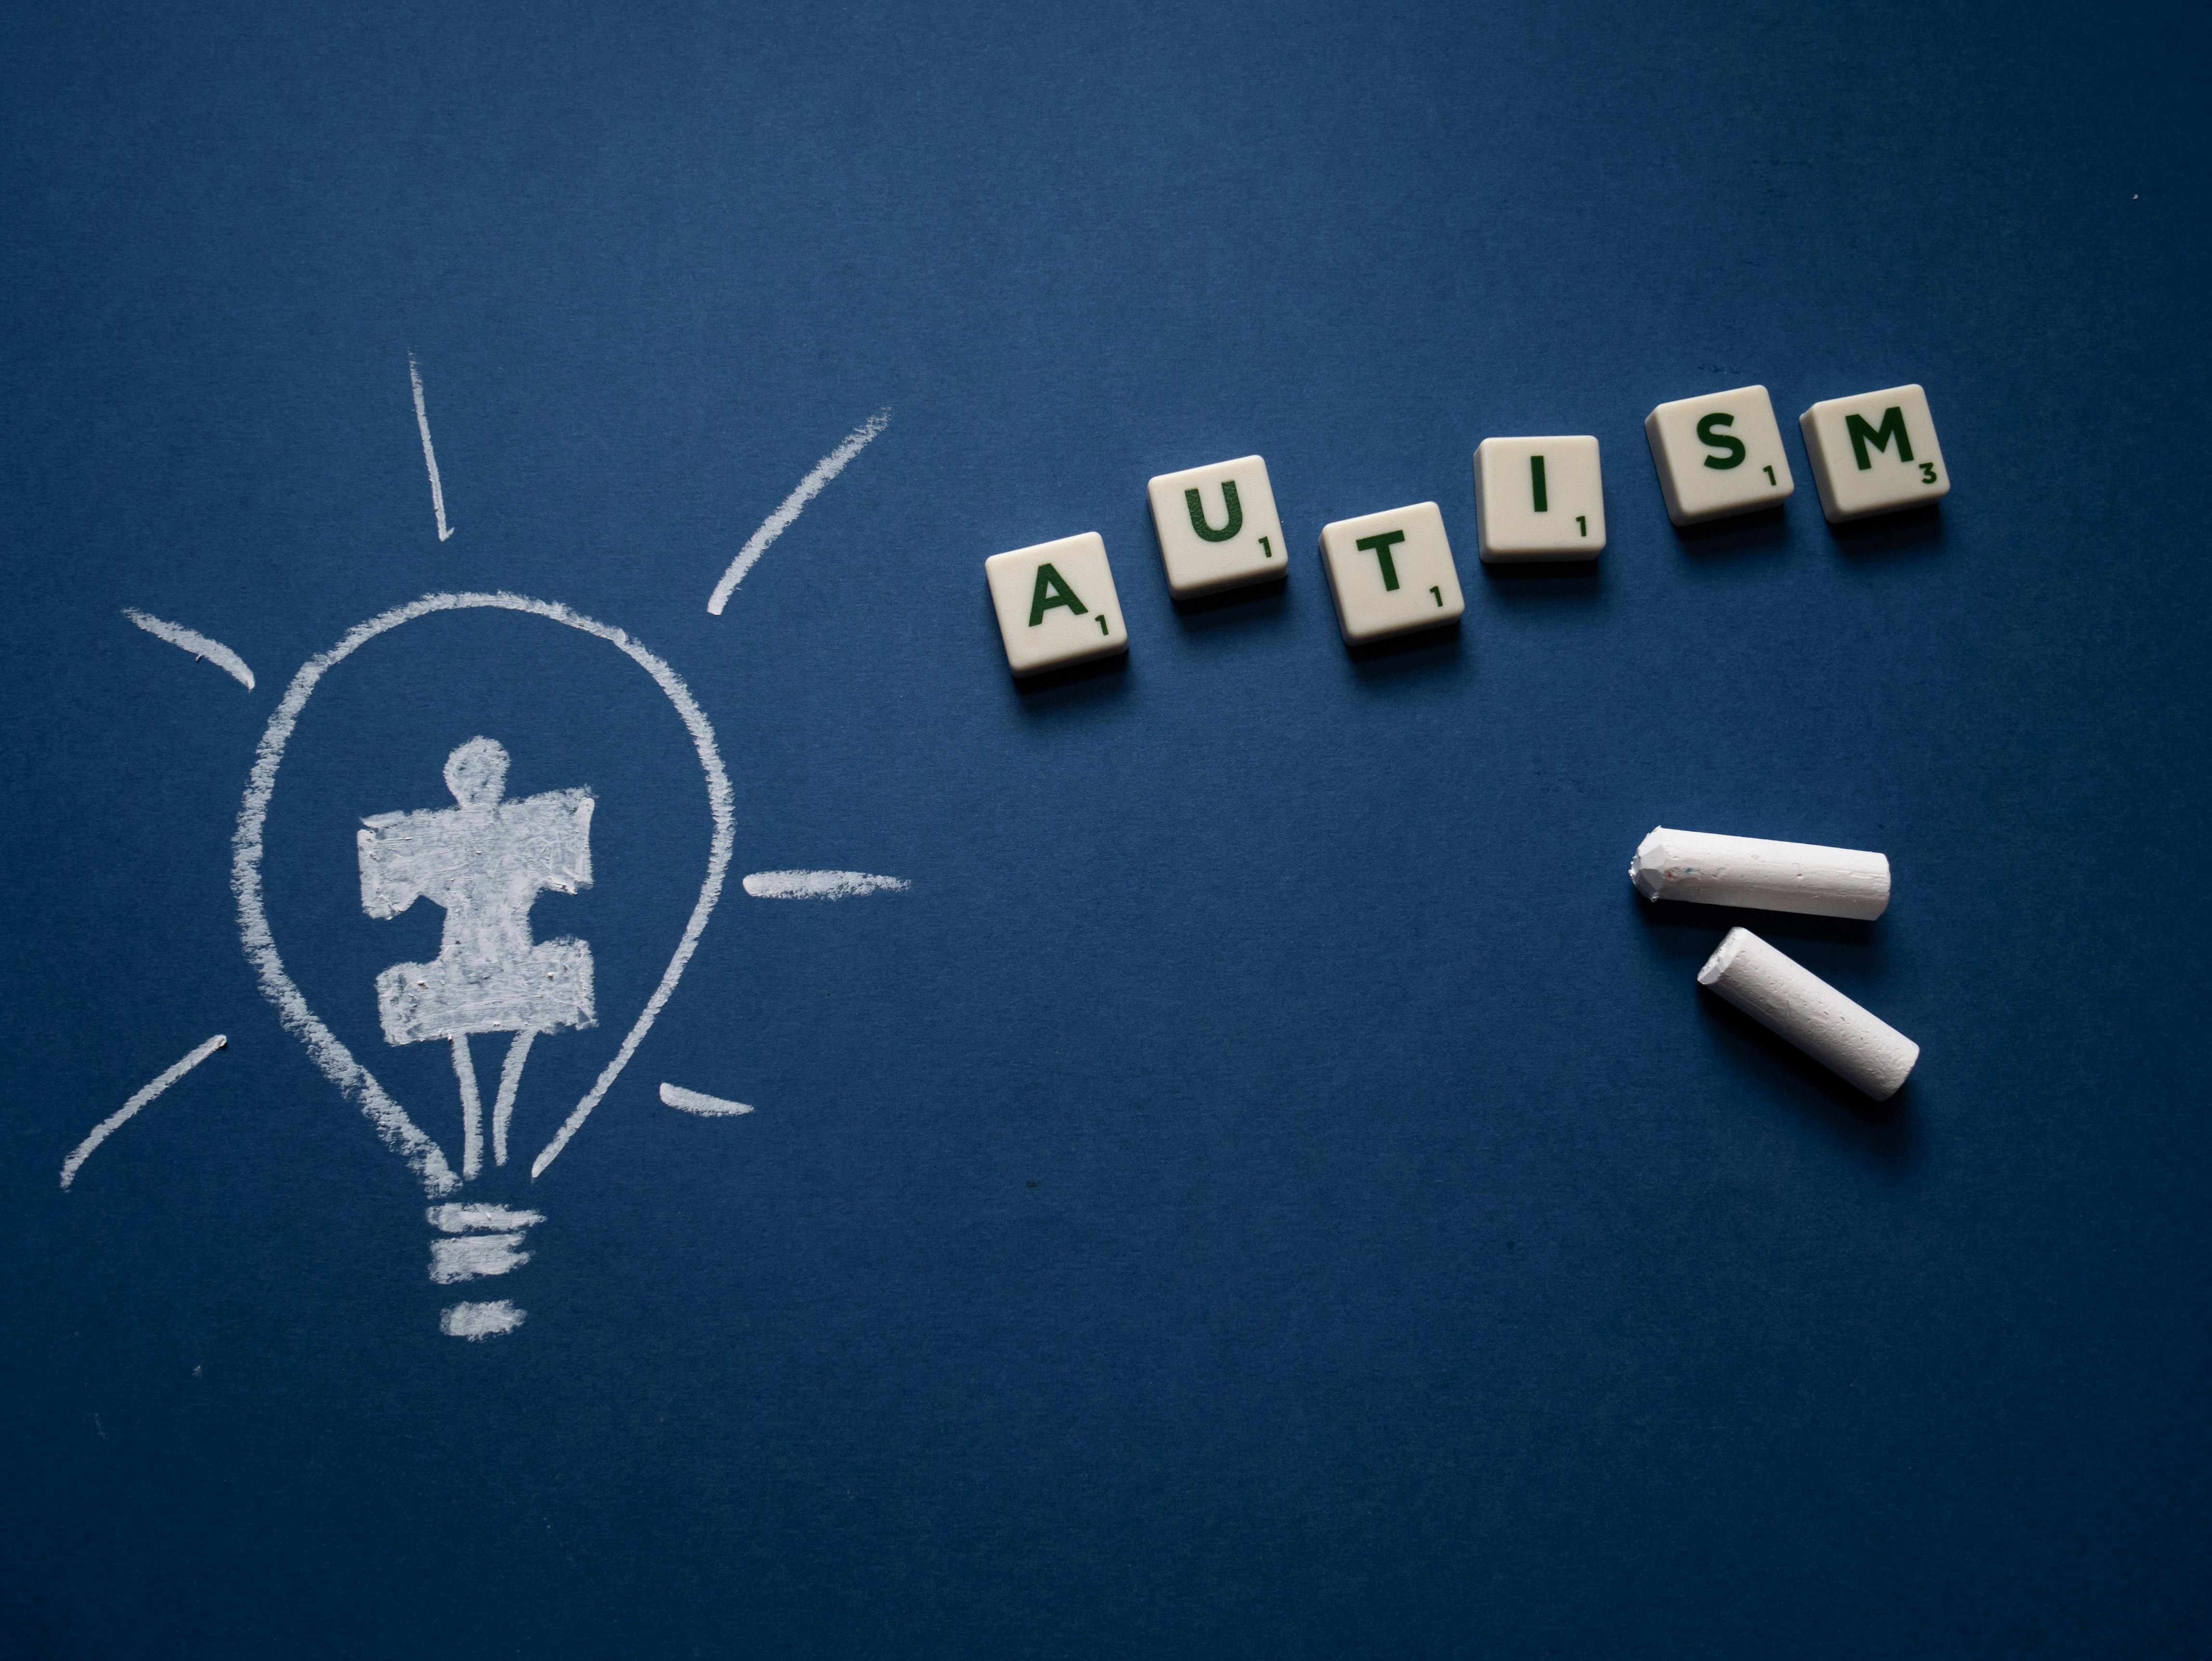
[359,735,596,1178]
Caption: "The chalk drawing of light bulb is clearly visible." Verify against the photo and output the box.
[233,591,734,1340]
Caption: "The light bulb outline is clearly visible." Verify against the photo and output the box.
[232,590,736,1195]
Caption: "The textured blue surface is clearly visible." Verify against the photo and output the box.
[3,2,2208,1654]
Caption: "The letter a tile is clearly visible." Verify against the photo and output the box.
[985,532,1129,676]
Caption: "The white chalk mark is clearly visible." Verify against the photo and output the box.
[426,1195,540,1284]
[408,353,455,542]
[361,739,595,1047]
[450,1036,485,1181]
[234,592,734,1197]
[706,408,890,615]
[61,1034,228,1189]
[123,609,256,690]
[491,1030,535,1169]
[440,1299,524,1340]
[660,1082,754,1117]
[430,1231,531,1284]
[742,870,910,900]
[429,1202,544,1233]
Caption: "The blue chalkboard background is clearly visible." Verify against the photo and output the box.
[4,1,2208,1654]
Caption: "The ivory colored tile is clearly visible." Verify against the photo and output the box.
[1317,501,1464,643]
[1146,454,1288,597]
[985,532,1129,676]
[1798,383,1949,522]
[1474,435,1605,560]
[1644,384,1795,525]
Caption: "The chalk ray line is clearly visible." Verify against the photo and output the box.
[60,1035,227,1190]
[660,1082,753,1116]
[233,592,735,1197]
[742,870,910,900]
[706,409,890,615]
[408,353,455,542]
[123,610,256,690]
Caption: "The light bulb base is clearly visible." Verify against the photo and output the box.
[428,1202,543,1339]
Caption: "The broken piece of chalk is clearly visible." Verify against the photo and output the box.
[1697,927,1919,1099]
[1630,826,1890,920]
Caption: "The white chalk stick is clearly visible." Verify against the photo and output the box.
[1630,826,1889,920]
[1697,928,1919,1099]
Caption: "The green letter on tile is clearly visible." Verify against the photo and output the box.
[1846,406,1913,470]
[1697,412,1747,470]
[1185,481,1243,542]
[1355,530,1407,591]
[1027,563,1089,626]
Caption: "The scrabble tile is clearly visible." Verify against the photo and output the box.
[1643,384,1795,525]
[1317,501,1464,643]
[1798,383,1949,522]
[1146,454,1288,598]
[1473,435,1606,560]
[985,532,1129,676]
